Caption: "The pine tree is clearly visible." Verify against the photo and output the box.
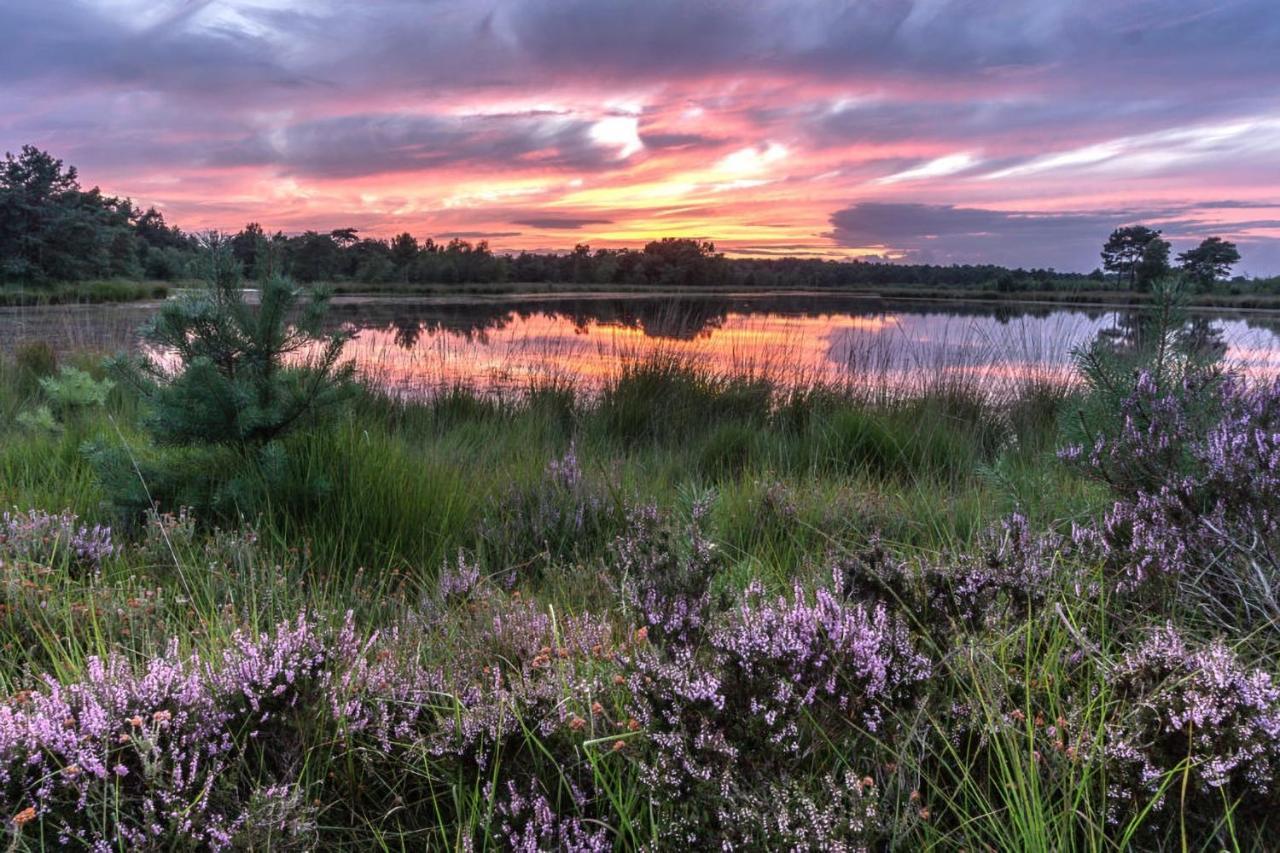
[114,235,353,446]
[92,236,354,523]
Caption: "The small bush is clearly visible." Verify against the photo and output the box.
[479,442,621,581]
[94,238,353,524]
[697,421,756,476]
[627,578,930,844]
[1,507,116,573]
[1064,371,1280,627]
[612,500,722,646]
[1105,624,1280,829]
[824,408,903,476]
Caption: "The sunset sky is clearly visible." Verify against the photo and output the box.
[5,0,1279,271]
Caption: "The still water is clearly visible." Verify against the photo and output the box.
[5,291,1280,398]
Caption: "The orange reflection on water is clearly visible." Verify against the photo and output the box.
[18,296,1276,401]
[333,307,1112,399]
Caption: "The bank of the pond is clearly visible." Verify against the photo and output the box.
[325,279,1280,310]
[0,280,173,306]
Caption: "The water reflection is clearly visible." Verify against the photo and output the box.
[325,294,1280,398]
[5,293,1280,399]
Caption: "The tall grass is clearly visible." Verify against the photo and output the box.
[6,335,1272,849]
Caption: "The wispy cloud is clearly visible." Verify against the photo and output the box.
[875,152,980,185]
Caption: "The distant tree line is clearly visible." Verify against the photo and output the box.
[0,145,1265,292]
[224,224,1116,290]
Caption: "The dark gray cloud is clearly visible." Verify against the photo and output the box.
[436,231,523,239]
[829,202,1280,271]
[211,112,622,178]
[512,215,615,229]
[505,0,1280,97]
[8,1,1277,111]
[0,0,309,96]
[638,132,723,151]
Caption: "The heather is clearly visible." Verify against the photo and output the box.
[2,283,1280,849]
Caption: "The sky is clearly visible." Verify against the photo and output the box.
[4,0,1280,272]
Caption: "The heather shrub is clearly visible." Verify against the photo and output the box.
[627,579,930,844]
[494,778,612,852]
[134,506,259,572]
[1066,279,1225,481]
[612,499,722,646]
[228,783,319,851]
[1061,367,1221,501]
[1104,624,1280,831]
[0,507,115,573]
[0,615,332,849]
[714,769,882,850]
[479,442,621,582]
[835,513,1064,635]
[324,578,634,844]
[1065,372,1280,625]
[136,505,199,563]
[0,602,631,848]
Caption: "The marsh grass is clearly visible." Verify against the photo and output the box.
[0,329,1267,849]
[0,337,1095,577]
[0,280,170,307]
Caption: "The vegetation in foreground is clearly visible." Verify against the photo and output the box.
[1,259,1280,850]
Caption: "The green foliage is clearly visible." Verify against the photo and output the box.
[113,237,354,447]
[15,405,58,433]
[1066,277,1224,460]
[1178,236,1241,291]
[0,280,170,306]
[14,365,114,434]
[94,238,354,522]
[84,439,260,522]
[1101,225,1166,290]
[41,366,114,413]
[0,146,195,284]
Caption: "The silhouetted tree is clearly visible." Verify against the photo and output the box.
[230,223,267,280]
[1102,225,1164,290]
[1178,237,1241,290]
[329,227,359,247]
[641,238,728,287]
[1135,235,1172,293]
[389,232,419,281]
[290,231,341,282]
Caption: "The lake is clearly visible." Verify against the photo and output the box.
[5,291,1280,399]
